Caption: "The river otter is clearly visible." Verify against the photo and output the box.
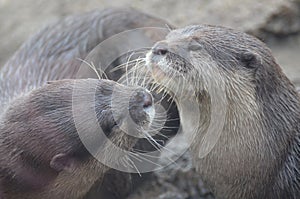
[0,79,154,199]
[146,25,300,199]
[0,8,175,199]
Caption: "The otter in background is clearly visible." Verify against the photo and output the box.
[0,8,178,199]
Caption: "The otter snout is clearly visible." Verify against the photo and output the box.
[142,91,153,109]
[129,89,154,127]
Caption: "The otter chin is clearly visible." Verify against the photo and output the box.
[146,25,300,199]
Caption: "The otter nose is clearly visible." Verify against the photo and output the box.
[128,90,154,127]
[152,42,168,56]
[143,91,153,108]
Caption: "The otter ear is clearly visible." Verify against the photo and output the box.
[50,153,79,173]
[240,51,260,69]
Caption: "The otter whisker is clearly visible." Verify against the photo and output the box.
[140,65,152,87]
[146,130,172,138]
[165,23,173,32]
[142,131,163,153]
[132,141,179,168]
[131,149,162,159]
[124,155,141,176]
[118,59,149,86]
[124,52,137,86]
[129,58,148,86]
[93,61,109,79]
[142,129,178,157]
[128,151,164,168]
[76,58,102,79]
[131,148,180,168]
[109,58,145,73]
[150,124,179,130]
[120,155,141,176]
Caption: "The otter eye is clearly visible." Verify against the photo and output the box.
[188,40,202,51]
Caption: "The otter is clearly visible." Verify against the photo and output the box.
[0,8,175,199]
[146,25,300,199]
[0,79,153,199]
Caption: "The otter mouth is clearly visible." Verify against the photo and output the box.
[145,49,198,101]
[150,63,168,82]
[94,82,155,139]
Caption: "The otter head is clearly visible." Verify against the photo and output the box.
[146,25,289,100]
[145,25,300,132]
[145,25,280,144]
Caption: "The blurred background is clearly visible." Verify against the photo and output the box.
[0,1,300,198]
[0,0,300,86]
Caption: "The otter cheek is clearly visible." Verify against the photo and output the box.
[151,65,167,82]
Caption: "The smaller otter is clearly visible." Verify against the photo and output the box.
[146,25,300,199]
[0,79,154,199]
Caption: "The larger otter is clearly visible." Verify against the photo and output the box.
[0,8,175,199]
[146,25,300,199]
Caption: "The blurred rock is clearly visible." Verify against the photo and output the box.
[1,0,300,76]
[187,0,300,38]
[256,3,300,37]
[1,0,300,84]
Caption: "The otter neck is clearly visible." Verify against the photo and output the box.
[177,79,300,198]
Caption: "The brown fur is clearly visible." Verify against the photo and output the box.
[0,79,153,199]
[0,8,173,199]
[146,25,300,199]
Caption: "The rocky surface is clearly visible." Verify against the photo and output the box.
[127,135,215,199]
[1,0,300,198]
